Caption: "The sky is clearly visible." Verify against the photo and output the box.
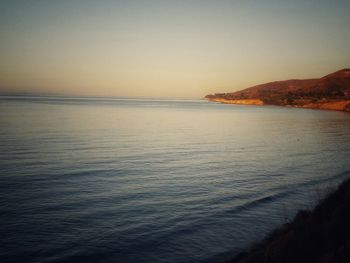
[0,0,349,99]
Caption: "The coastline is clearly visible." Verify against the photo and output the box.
[206,98,350,112]
[206,98,265,106]
[205,69,350,113]
[227,177,350,263]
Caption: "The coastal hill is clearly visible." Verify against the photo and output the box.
[206,69,350,112]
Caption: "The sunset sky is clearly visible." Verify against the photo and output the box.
[1,0,349,98]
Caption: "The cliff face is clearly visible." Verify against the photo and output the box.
[206,98,264,105]
[206,69,350,112]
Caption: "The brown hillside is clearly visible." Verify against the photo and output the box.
[206,69,350,111]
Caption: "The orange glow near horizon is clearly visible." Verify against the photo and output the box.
[1,1,350,98]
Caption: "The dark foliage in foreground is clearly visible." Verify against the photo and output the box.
[230,178,350,263]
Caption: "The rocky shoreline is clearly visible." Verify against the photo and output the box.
[206,98,350,112]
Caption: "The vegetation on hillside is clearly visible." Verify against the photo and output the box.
[206,69,350,111]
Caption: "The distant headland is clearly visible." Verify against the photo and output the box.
[206,69,350,112]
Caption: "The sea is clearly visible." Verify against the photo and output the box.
[1,96,350,263]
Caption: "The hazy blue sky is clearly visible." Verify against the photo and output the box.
[1,0,349,98]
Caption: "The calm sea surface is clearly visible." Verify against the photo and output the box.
[1,96,350,263]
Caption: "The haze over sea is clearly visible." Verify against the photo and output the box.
[1,96,350,263]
